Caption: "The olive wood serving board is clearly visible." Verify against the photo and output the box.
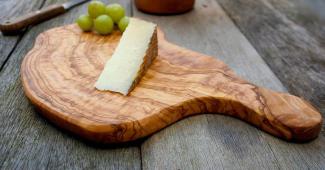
[21,24,322,143]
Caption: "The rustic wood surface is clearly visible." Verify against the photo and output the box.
[0,0,141,169]
[134,0,325,169]
[217,0,325,115]
[21,24,321,143]
[1,0,324,169]
[0,0,44,69]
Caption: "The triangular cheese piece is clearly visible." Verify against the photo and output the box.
[95,18,158,95]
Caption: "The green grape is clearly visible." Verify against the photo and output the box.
[88,1,106,18]
[76,14,93,31]
[94,15,114,35]
[105,3,125,23]
[118,16,129,32]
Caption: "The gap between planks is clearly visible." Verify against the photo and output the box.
[0,0,47,73]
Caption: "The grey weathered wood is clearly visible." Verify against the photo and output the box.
[216,0,325,115]
[0,0,45,70]
[0,0,140,169]
[266,0,325,50]
[1,0,325,169]
[134,0,325,169]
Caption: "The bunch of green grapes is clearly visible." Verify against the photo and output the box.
[76,1,130,35]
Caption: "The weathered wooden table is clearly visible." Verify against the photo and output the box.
[1,0,324,169]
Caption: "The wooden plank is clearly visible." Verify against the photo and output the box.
[0,0,45,69]
[265,0,325,50]
[134,0,325,169]
[216,0,325,115]
[0,0,141,169]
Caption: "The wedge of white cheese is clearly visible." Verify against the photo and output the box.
[95,18,158,95]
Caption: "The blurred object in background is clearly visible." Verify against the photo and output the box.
[135,0,195,15]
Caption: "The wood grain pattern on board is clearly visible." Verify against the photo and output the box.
[21,24,322,143]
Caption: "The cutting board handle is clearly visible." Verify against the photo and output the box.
[157,31,322,142]
[219,86,322,142]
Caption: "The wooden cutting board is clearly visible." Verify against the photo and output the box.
[21,24,322,143]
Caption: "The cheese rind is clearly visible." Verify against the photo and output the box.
[95,18,158,95]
